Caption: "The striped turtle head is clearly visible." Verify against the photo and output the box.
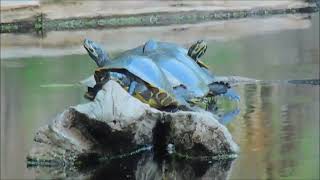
[83,38,110,67]
[187,40,207,62]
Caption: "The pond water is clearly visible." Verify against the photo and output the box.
[1,14,319,179]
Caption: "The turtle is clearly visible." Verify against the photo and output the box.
[186,40,219,79]
[186,40,241,102]
[83,39,188,110]
[82,39,236,108]
[141,39,240,102]
[140,40,231,98]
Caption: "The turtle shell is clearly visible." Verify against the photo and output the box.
[101,54,175,98]
[113,41,215,98]
[94,55,186,105]
[94,54,193,108]
[81,40,216,101]
[124,41,214,82]
[155,41,215,84]
[146,52,209,97]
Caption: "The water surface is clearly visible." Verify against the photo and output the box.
[1,14,319,179]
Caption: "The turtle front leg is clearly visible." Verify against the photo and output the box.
[84,68,110,101]
[128,81,138,95]
[84,87,95,101]
[94,68,109,83]
[84,84,103,101]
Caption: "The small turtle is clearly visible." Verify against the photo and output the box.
[115,39,230,98]
[186,40,240,102]
[142,40,239,102]
[141,40,231,97]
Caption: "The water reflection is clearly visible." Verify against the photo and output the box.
[27,152,234,180]
[229,83,319,179]
[1,14,319,179]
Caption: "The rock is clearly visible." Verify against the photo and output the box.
[27,80,238,167]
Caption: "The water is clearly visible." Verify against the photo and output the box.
[1,14,319,179]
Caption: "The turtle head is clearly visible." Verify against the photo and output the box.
[83,38,110,67]
[188,40,207,61]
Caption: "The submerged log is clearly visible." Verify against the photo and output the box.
[27,80,238,167]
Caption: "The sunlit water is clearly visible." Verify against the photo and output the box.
[1,15,319,179]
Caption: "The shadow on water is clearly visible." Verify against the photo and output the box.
[27,151,234,180]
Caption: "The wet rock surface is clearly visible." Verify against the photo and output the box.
[27,80,238,175]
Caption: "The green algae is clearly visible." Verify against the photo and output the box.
[1,23,19,33]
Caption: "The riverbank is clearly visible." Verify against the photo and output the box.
[1,1,318,33]
[2,14,317,59]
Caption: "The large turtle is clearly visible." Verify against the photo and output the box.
[83,39,189,110]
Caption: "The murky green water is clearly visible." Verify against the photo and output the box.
[1,15,319,179]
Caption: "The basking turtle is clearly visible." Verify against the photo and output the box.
[82,39,236,108]
[83,39,187,110]
[187,40,220,78]
[142,40,239,102]
[187,40,241,101]
[141,40,230,98]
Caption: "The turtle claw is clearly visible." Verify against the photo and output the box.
[84,84,103,101]
[84,91,95,101]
